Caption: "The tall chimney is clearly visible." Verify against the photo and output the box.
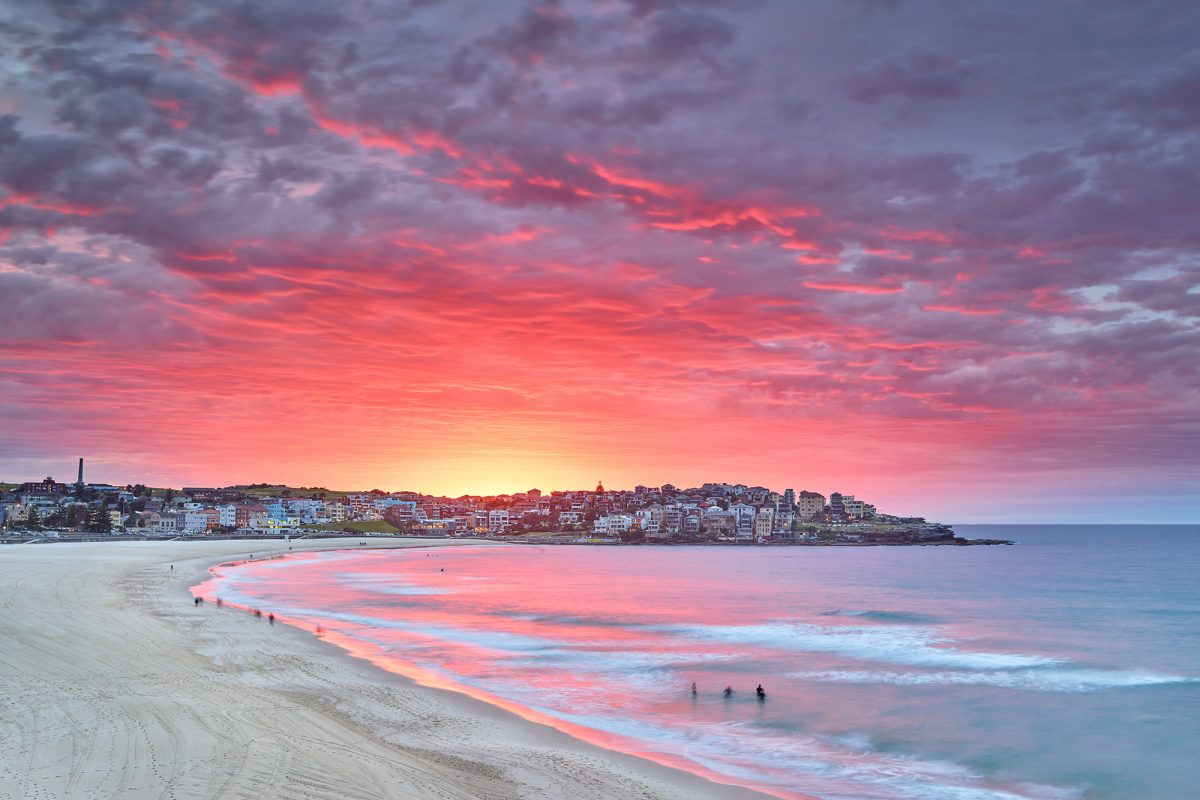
[77,457,84,486]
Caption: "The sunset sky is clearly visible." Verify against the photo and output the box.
[1,1,1197,522]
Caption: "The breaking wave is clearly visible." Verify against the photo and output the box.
[791,668,1198,693]
[657,622,1063,670]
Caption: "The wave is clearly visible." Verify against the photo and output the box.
[547,711,1081,800]
[821,609,943,624]
[790,668,1198,693]
[658,622,1063,670]
[336,572,451,595]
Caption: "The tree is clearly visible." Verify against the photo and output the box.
[27,506,40,527]
[87,506,112,534]
[65,505,79,529]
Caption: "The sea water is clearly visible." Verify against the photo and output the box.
[193,525,1200,800]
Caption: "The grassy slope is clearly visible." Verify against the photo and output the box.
[230,485,357,500]
[299,520,398,533]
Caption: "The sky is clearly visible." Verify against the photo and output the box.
[1,0,1197,522]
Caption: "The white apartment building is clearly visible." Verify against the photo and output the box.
[594,514,633,535]
[183,512,209,534]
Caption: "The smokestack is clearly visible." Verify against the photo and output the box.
[77,457,84,486]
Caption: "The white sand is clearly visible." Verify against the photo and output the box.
[0,538,775,800]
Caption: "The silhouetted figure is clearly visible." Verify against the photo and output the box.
[216,597,223,608]
[268,613,275,625]
[723,685,733,698]
[756,684,766,700]
[315,625,324,636]
[170,565,174,571]
[691,682,698,697]
[193,596,200,606]
[253,608,262,618]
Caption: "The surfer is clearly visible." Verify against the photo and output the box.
[723,685,733,698]
[756,684,766,700]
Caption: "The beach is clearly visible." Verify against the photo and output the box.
[0,539,771,800]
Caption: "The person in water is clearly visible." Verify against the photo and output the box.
[691,682,698,696]
[723,685,733,697]
[756,684,766,699]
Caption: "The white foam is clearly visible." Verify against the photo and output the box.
[791,668,1198,693]
[662,622,1062,670]
[336,572,451,595]
[549,711,1078,800]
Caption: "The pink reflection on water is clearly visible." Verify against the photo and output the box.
[191,546,1067,800]
[192,548,807,798]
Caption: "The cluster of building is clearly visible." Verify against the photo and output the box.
[572,483,878,543]
[2,462,911,544]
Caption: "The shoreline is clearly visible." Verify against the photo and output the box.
[0,537,779,800]
[2,531,1014,546]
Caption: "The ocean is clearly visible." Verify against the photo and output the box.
[193,525,1200,800]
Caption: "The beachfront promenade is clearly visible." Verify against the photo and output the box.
[0,539,770,800]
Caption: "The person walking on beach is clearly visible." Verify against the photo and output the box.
[216,597,223,608]
[193,596,200,606]
[268,613,275,625]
